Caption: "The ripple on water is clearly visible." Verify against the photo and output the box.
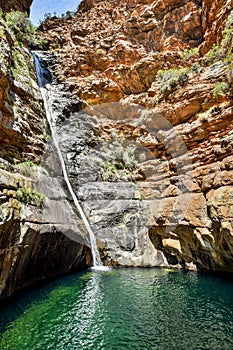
[0,268,233,350]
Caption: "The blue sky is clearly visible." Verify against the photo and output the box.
[30,0,82,25]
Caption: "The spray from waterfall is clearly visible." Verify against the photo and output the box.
[33,52,104,269]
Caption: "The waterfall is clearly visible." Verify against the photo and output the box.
[33,52,103,268]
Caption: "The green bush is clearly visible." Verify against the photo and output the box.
[191,63,203,73]
[203,44,221,64]
[11,49,28,79]
[17,161,39,177]
[18,160,37,167]
[16,187,45,206]
[5,11,35,44]
[212,82,229,99]
[100,135,139,181]
[156,67,190,93]
[29,33,49,50]
[223,10,233,40]
[181,47,199,61]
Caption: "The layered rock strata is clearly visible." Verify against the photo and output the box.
[0,13,91,299]
[0,156,91,300]
[36,0,233,272]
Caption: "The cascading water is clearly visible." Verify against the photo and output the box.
[33,52,105,269]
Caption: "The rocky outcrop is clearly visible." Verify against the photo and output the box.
[38,0,233,104]
[39,0,204,103]
[200,0,233,54]
[0,17,46,163]
[0,153,91,299]
[0,0,32,14]
[0,15,91,299]
[35,0,233,273]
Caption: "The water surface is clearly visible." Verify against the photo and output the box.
[0,268,233,350]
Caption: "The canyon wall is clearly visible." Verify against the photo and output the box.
[0,0,32,14]
[0,11,91,299]
[37,0,233,272]
[0,0,232,301]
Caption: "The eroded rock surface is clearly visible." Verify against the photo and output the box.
[0,14,91,299]
[0,18,47,163]
[36,0,233,272]
[0,152,91,299]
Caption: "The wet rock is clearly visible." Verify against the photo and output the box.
[1,0,233,274]
[0,18,91,299]
[0,147,91,300]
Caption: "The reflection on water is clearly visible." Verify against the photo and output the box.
[0,268,233,350]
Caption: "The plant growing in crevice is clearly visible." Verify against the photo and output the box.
[203,44,222,65]
[191,63,203,73]
[212,81,229,99]
[17,160,38,176]
[156,67,190,94]
[203,10,233,65]
[99,134,142,182]
[181,47,199,61]
[16,187,45,206]
[11,48,28,79]
[29,33,49,50]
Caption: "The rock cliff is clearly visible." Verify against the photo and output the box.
[36,0,233,272]
[0,0,232,299]
[0,0,32,14]
[0,11,91,299]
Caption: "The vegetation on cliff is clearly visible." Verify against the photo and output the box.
[34,0,233,272]
[0,6,91,300]
[0,0,232,302]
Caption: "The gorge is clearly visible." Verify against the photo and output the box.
[0,0,233,301]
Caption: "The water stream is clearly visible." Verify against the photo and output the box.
[33,52,102,268]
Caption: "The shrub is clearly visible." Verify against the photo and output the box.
[181,47,199,61]
[5,11,35,44]
[102,162,118,173]
[16,187,45,206]
[17,161,39,176]
[156,67,190,93]
[11,49,28,79]
[212,82,229,99]
[203,44,221,64]
[100,136,139,181]
[29,33,49,50]
[191,63,203,73]
[203,10,233,65]
[18,160,38,167]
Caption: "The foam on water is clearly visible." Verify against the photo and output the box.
[90,266,111,272]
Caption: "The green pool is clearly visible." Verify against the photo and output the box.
[0,268,233,350]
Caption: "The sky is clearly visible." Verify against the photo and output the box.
[30,0,82,25]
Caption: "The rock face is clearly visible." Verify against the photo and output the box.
[36,0,233,273]
[0,0,32,14]
[201,0,233,54]
[0,0,232,288]
[0,14,91,299]
[0,149,91,300]
[0,15,46,163]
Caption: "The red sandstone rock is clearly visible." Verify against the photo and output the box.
[33,0,233,270]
